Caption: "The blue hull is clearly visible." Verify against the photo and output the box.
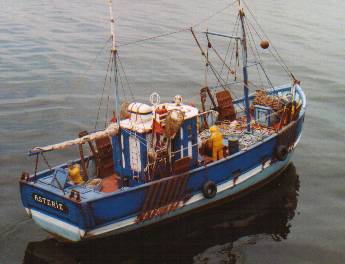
[20,85,306,242]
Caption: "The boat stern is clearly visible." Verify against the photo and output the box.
[19,179,87,242]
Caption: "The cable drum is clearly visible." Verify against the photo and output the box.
[164,109,184,138]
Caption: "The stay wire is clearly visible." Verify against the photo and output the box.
[116,0,238,48]
[117,52,135,100]
[105,55,114,128]
[225,17,241,84]
[243,17,268,89]
[75,37,112,90]
[242,0,293,79]
[219,14,240,79]
[95,52,113,130]
[245,17,290,81]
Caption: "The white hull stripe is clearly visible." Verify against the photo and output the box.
[88,157,276,237]
[28,133,302,241]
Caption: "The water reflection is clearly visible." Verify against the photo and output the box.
[24,163,299,264]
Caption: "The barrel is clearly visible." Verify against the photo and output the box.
[228,138,239,155]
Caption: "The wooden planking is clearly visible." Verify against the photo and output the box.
[136,173,190,222]
[95,136,114,178]
[216,90,236,121]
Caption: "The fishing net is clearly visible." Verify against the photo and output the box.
[120,101,131,120]
[164,109,184,138]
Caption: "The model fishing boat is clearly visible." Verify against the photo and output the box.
[19,0,306,242]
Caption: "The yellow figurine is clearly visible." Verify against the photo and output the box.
[209,126,224,161]
[68,163,83,185]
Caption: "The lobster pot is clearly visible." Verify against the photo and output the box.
[228,138,239,155]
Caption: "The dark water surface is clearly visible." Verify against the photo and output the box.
[0,0,344,263]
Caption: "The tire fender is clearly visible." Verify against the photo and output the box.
[202,181,217,199]
[276,145,288,161]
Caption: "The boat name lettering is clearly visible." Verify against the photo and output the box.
[32,193,68,213]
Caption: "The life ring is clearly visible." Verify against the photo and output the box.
[202,181,217,199]
[276,145,288,161]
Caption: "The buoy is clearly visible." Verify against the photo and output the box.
[260,40,269,49]
[68,164,83,185]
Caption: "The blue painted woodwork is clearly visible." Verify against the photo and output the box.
[254,105,275,126]
[19,85,306,242]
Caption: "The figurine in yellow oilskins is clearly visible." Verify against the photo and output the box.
[68,162,83,185]
[209,125,224,161]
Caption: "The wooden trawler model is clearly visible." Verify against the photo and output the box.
[20,0,306,242]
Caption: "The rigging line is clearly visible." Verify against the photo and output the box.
[243,10,291,78]
[207,34,238,84]
[116,0,238,48]
[95,51,113,130]
[243,17,264,86]
[220,14,240,78]
[206,34,261,95]
[203,51,245,110]
[193,29,257,110]
[113,52,121,124]
[116,52,135,100]
[105,55,114,128]
[243,17,267,89]
[242,0,293,78]
[226,22,240,84]
[121,128,148,147]
[115,55,128,101]
[246,17,291,81]
[195,29,231,89]
[117,64,127,101]
[75,37,112,89]
[115,53,149,127]
[244,17,280,88]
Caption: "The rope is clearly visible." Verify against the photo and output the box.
[243,16,272,89]
[198,30,263,110]
[242,0,294,80]
[95,52,113,129]
[117,52,135,100]
[105,55,114,128]
[220,15,240,81]
[40,153,52,171]
[74,37,112,91]
[121,128,149,147]
[116,0,238,48]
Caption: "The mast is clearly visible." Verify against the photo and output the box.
[108,0,120,124]
[108,0,116,53]
[238,1,251,132]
